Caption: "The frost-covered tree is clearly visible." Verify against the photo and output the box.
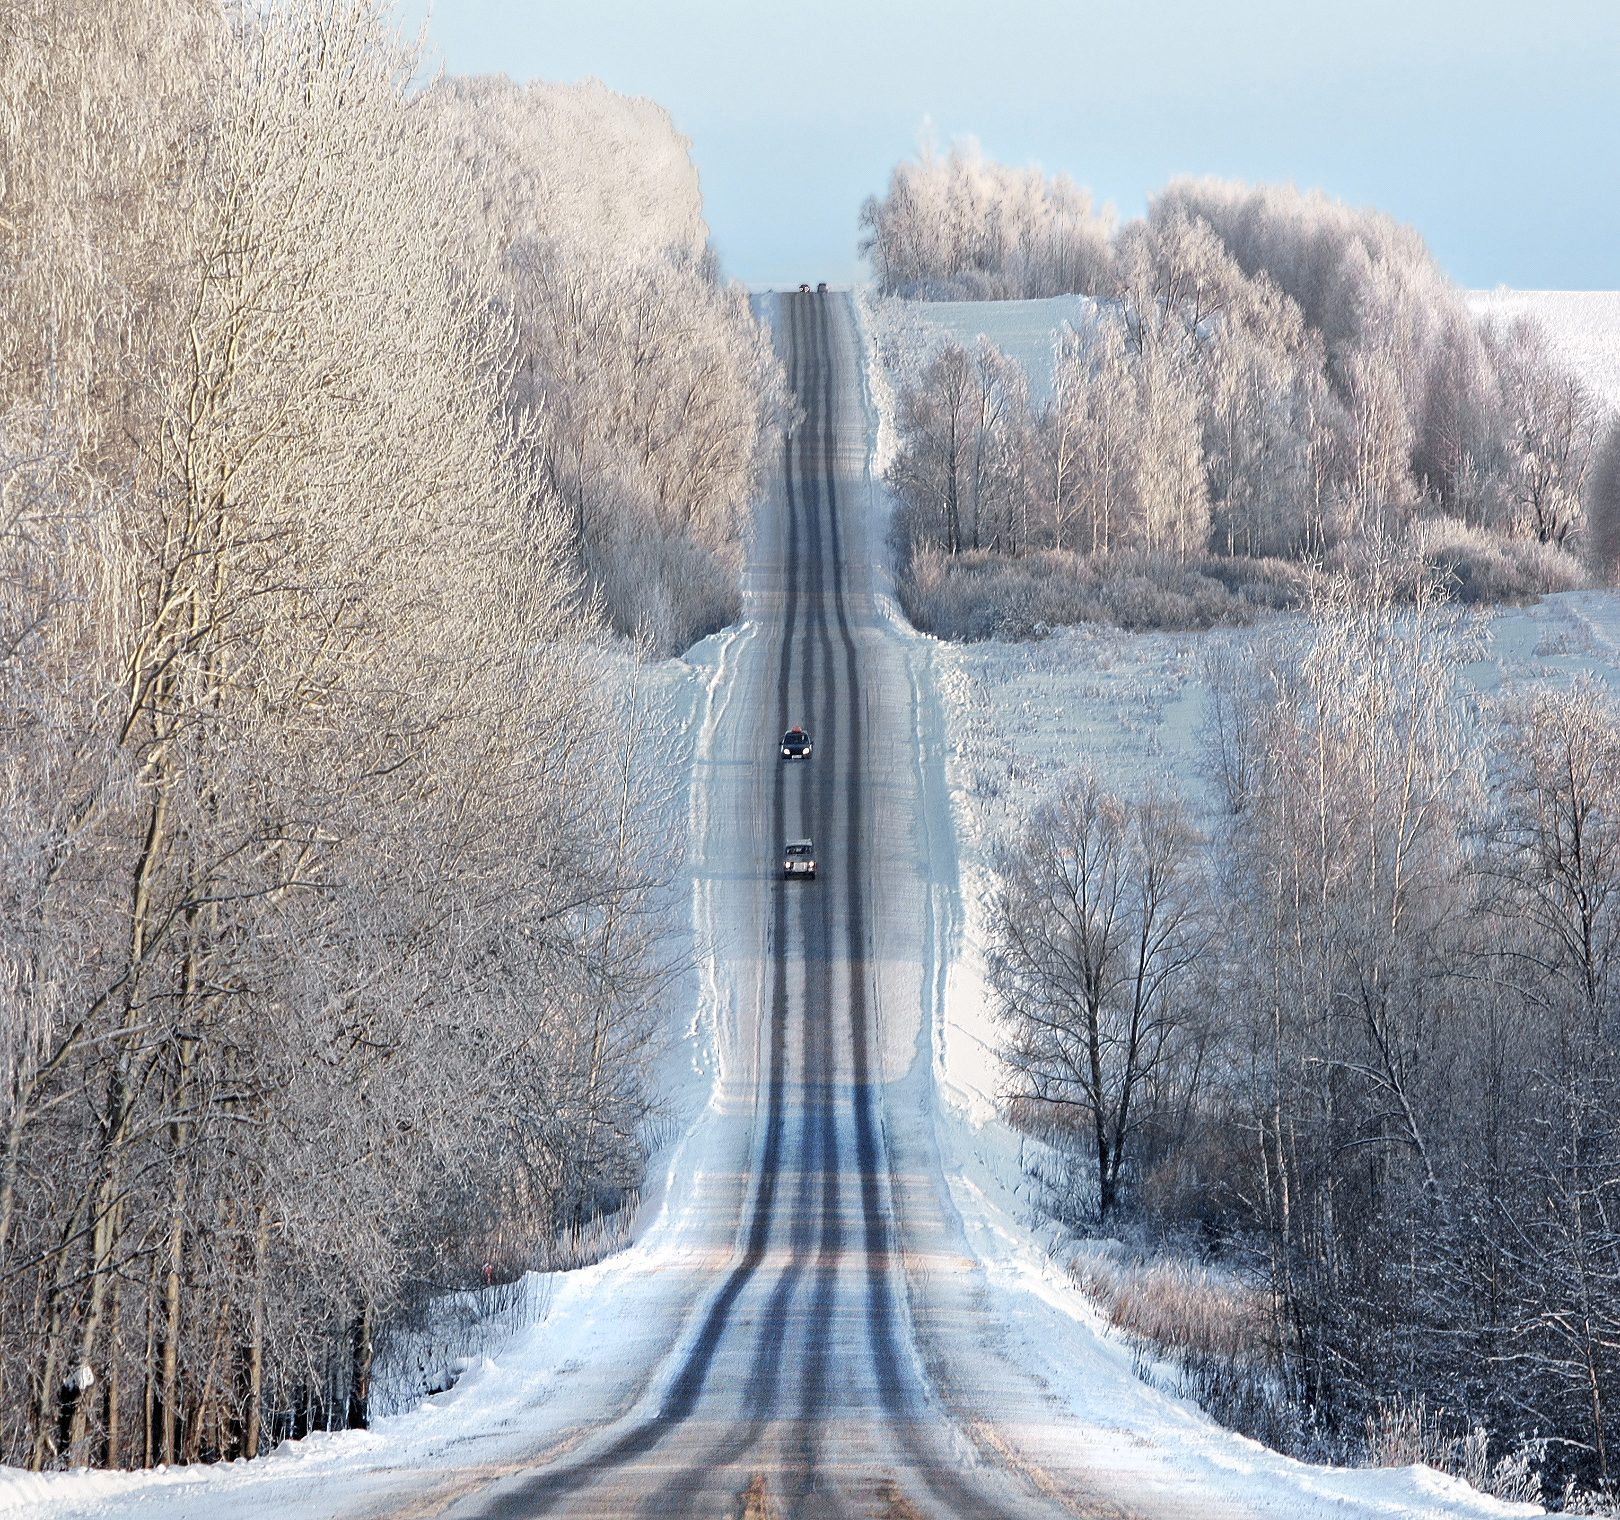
[422,73,787,655]
[889,338,1032,556]
[860,138,1114,300]
[991,774,1208,1222]
[1038,320,1137,553]
[1,0,682,1471]
[872,162,1602,632]
[1586,419,1620,581]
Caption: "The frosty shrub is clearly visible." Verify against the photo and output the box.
[594,517,744,652]
[1068,1244,1272,1367]
[860,138,1115,300]
[1406,515,1585,602]
[897,545,1305,640]
[1365,1400,1544,1505]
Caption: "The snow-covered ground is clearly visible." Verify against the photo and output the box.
[1467,289,1620,410]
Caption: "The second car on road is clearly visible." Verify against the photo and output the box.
[781,726,812,760]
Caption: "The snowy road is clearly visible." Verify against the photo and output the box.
[446,291,1123,1517]
[6,292,1537,1519]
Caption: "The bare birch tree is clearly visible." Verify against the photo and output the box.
[991,773,1208,1221]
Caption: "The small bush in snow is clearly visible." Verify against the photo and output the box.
[897,544,1306,640]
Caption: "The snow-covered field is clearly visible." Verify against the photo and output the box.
[860,292,1098,408]
[1468,289,1620,410]
[862,285,1620,417]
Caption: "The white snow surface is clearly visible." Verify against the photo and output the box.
[0,302,1567,1518]
[859,291,1098,410]
[1467,289,1620,411]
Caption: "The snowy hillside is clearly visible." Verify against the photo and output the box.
[863,293,1097,407]
[856,287,1620,1514]
[859,281,1620,1184]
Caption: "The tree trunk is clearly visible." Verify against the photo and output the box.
[346,1302,373,1431]
[243,1200,270,1460]
[161,1177,186,1465]
[103,1276,123,1468]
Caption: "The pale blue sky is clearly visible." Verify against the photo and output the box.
[398,0,1620,291]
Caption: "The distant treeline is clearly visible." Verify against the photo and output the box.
[0,0,776,1473]
[864,148,1620,638]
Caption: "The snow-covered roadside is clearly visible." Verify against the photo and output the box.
[854,290,1558,1518]
[0,629,751,1518]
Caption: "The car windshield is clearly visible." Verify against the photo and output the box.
[786,843,811,855]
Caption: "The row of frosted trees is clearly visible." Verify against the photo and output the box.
[873,168,1615,633]
[430,74,786,654]
[989,556,1620,1501]
[0,0,775,1471]
[859,138,1116,301]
